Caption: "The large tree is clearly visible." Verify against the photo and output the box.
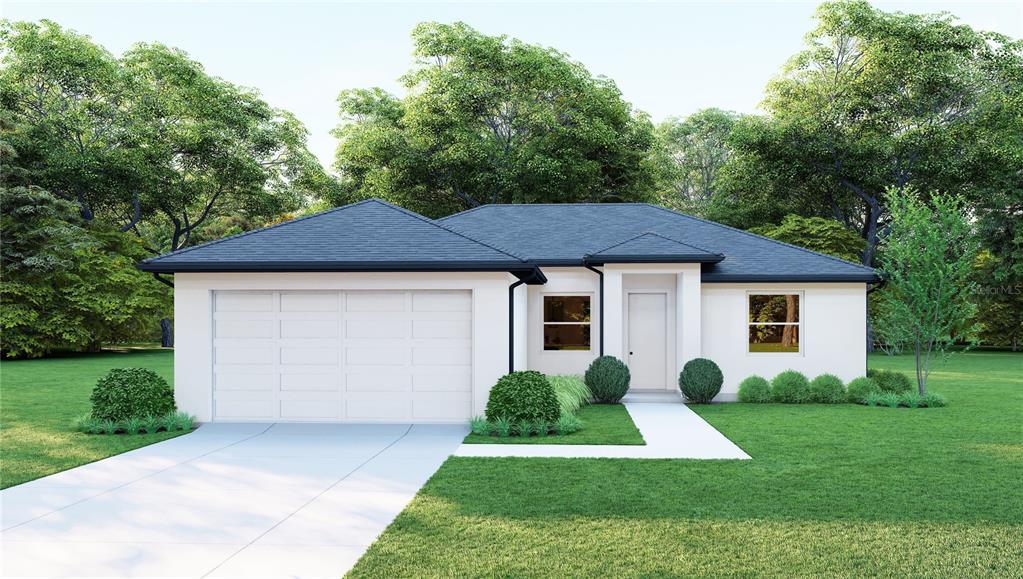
[651,108,739,216]
[722,1,1023,265]
[332,22,656,217]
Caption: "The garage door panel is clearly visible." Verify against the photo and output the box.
[213,290,471,422]
[215,372,274,391]
[412,372,472,392]
[412,347,471,366]
[412,291,471,312]
[345,394,411,420]
[280,319,338,339]
[346,292,405,312]
[280,292,338,312]
[345,320,408,339]
[216,346,274,365]
[346,347,410,366]
[215,320,274,339]
[215,292,273,312]
[412,320,470,339]
[280,347,338,365]
[412,393,472,420]
[346,371,412,392]
[279,372,339,391]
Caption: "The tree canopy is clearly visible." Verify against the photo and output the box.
[332,22,656,217]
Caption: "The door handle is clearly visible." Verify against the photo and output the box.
[629,351,634,355]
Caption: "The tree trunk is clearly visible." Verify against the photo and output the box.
[160,319,174,348]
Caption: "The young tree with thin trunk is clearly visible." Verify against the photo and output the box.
[875,188,978,394]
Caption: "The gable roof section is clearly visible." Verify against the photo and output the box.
[440,203,879,282]
[139,199,536,275]
[586,232,724,264]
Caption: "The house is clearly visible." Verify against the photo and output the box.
[139,199,879,423]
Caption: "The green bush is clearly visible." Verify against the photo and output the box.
[584,356,631,403]
[846,377,881,403]
[738,375,771,403]
[485,371,560,423]
[921,392,947,407]
[678,358,724,403]
[515,419,534,437]
[90,368,175,421]
[547,375,591,414]
[74,411,195,435]
[493,417,513,437]
[868,369,914,394]
[901,392,924,408]
[809,374,846,403]
[555,414,583,435]
[771,370,811,403]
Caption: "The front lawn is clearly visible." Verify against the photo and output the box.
[462,404,645,445]
[0,349,186,489]
[349,351,1023,576]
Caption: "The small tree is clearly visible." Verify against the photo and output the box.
[875,188,978,394]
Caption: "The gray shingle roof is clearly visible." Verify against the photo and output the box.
[139,199,531,273]
[586,232,724,264]
[440,203,879,282]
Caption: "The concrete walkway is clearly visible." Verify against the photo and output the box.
[1,422,466,578]
[454,402,751,459]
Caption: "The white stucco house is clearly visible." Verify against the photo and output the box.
[139,199,880,423]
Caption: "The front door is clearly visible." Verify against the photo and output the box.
[627,292,667,389]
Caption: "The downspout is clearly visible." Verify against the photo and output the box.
[151,273,174,288]
[508,279,526,373]
[583,262,604,356]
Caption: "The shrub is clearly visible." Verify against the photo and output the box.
[90,368,175,421]
[171,411,195,431]
[900,392,924,408]
[101,419,120,435]
[161,412,179,432]
[555,414,583,435]
[123,417,145,435]
[738,375,771,403]
[584,356,631,403]
[868,369,914,394]
[470,416,489,435]
[678,358,724,403]
[771,370,811,403]
[809,374,846,404]
[515,419,534,437]
[535,420,551,437]
[493,417,513,437]
[878,392,902,408]
[864,392,884,407]
[143,414,164,434]
[485,371,560,423]
[548,375,591,414]
[846,376,880,403]
[921,392,947,408]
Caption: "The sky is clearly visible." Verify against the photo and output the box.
[4,1,1021,168]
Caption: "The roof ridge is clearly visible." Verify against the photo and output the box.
[642,204,877,273]
[140,199,375,264]
[369,199,529,262]
[634,230,724,257]
[587,231,721,257]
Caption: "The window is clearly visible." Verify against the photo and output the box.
[748,293,800,353]
[543,295,591,351]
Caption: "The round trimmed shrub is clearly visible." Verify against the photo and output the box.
[738,375,771,403]
[90,368,175,421]
[868,369,913,394]
[678,358,723,403]
[485,371,560,423]
[584,356,630,403]
[846,376,881,403]
[809,373,846,403]
[771,370,811,403]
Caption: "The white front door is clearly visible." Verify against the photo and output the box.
[211,290,472,422]
[627,292,668,389]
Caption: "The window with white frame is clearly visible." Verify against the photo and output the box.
[543,295,591,351]
[748,293,801,353]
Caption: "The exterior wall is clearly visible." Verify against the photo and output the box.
[174,271,513,422]
[526,268,601,375]
[512,282,528,372]
[701,283,867,400]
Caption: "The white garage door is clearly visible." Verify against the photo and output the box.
[212,290,473,422]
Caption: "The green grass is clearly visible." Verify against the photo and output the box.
[349,351,1023,577]
[463,404,646,445]
[0,349,186,489]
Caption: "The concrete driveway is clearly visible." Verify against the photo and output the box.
[0,422,467,578]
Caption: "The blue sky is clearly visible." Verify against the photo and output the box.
[5,1,1021,168]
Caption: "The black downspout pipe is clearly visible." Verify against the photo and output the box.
[508,279,526,373]
[583,263,604,356]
